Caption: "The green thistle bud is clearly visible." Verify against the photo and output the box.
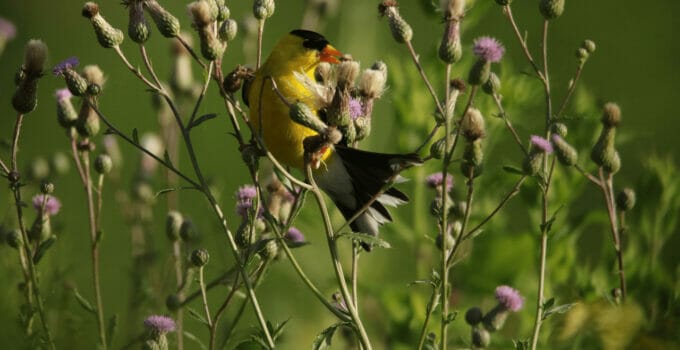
[482,72,501,95]
[76,102,100,137]
[551,135,578,166]
[258,238,279,260]
[341,123,357,145]
[82,2,125,48]
[576,47,589,61]
[359,62,387,99]
[41,181,55,195]
[539,0,565,20]
[190,248,209,267]
[379,1,413,43]
[216,0,230,21]
[601,102,621,128]
[218,19,238,43]
[56,90,78,128]
[29,215,51,243]
[468,59,491,86]
[550,122,568,137]
[438,21,462,64]
[144,0,181,38]
[461,139,483,178]
[290,102,327,133]
[180,219,198,242]
[582,39,596,53]
[430,137,448,159]
[12,40,48,114]
[13,78,39,114]
[127,1,151,44]
[354,116,371,141]
[64,69,89,96]
[235,221,256,249]
[14,67,26,86]
[253,0,275,20]
[6,229,23,249]
[23,40,48,78]
[465,307,483,325]
[188,1,224,61]
[471,327,491,348]
[461,108,486,141]
[435,231,455,252]
[166,211,183,241]
[522,153,543,175]
[451,201,467,219]
[616,188,635,211]
[94,153,113,174]
[165,294,182,311]
[590,127,620,174]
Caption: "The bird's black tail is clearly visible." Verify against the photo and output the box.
[316,145,422,251]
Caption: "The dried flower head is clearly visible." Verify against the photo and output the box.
[285,227,305,243]
[82,64,106,86]
[0,17,17,39]
[52,57,79,76]
[495,285,524,311]
[426,172,454,192]
[530,135,554,154]
[460,108,486,141]
[472,36,504,63]
[143,315,176,334]
[32,194,61,216]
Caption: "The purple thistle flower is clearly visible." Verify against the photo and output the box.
[143,315,176,334]
[52,56,79,76]
[236,185,257,201]
[285,227,305,243]
[495,285,524,312]
[530,135,554,154]
[349,98,363,120]
[426,172,454,192]
[55,88,72,102]
[473,36,505,63]
[32,194,61,216]
[236,199,253,217]
[0,18,17,39]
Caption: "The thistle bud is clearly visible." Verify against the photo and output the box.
[469,37,504,85]
[435,231,455,252]
[336,60,360,90]
[616,188,636,211]
[12,40,48,114]
[82,2,125,48]
[40,181,55,195]
[258,238,279,260]
[166,211,183,241]
[468,59,490,86]
[482,72,501,95]
[522,153,542,176]
[76,101,100,137]
[56,89,78,128]
[354,116,371,140]
[94,153,113,174]
[430,137,448,159]
[438,0,464,64]
[359,62,387,99]
[601,102,621,128]
[190,248,209,267]
[290,102,327,133]
[53,57,88,97]
[235,221,256,249]
[165,294,182,311]
[6,229,23,249]
[378,1,413,43]
[180,219,197,242]
[127,1,151,43]
[575,47,589,61]
[144,0,181,38]
[253,0,275,20]
[315,62,332,84]
[216,0,230,21]
[465,307,483,326]
[551,134,578,166]
[471,327,491,348]
[539,0,565,20]
[460,139,483,178]
[188,1,224,61]
[218,19,238,43]
[460,108,486,141]
[591,128,620,174]
[550,122,567,137]
[582,39,596,53]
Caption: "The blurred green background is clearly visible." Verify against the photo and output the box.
[1,0,679,349]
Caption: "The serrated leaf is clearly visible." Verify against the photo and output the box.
[132,128,139,144]
[187,307,210,327]
[73,288,97,315]
[502,165,525,175]
[408,279,437,288]
[271,318,290,340]
[189,113,218,129]
[336,232,391,249]
[33,235,57,264]
[312,322,351,350]
[106,314,118,348]
[540,205,564,233]
[183,331,208,350]
[444,311,457,324]
[543,302,577,320]
[542,297,555,310]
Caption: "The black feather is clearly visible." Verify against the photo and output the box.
[290,29,329,51]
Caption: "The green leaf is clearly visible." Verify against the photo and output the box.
[502,165,525,175]
[423,332,438,350]
[543,300,577,320]
[106,314,118,348]
[540,205,564,233]
[335,232,391,249]
[73,288,97,315]
[183,331,208,350]
[542,297,555,310]
[33,235,57,264]
[444,311,458,324]
[187,307,210,327]
[513,339,531,350]
[270,318,290,341]
[312,322,351,350]
[189,113,218,129]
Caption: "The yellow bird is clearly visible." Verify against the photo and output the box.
[245,29,420,250]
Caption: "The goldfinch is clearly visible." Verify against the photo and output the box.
[244,29,420,250]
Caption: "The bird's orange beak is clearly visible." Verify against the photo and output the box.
[320,45,342,64]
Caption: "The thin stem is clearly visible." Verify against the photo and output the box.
[574,164,601,186]
[416,289,440,350]
[175,34,206,69]
[189,62,216,127]
[0,157,9,175]
[600,170,626,301]
[210,271,241,350]
[139,45,163,90]
[256,20,265,68]
[555,62,585,119]
[463,176,527,239]
[445,171,475,268]
[503,6,544,80]
[113,46,160,91]
[82,151,108,349]
[351,244,360,314]
[492,93,528,156]
[305,165,372,350]
[404,41,446,118]
[198,267,213,327]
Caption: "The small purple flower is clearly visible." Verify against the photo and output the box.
[32,194,61,216]
[143,315,176,334]
[285,227,305,243]
[495,285,524,312]
[349,98,363,120]
[0,18,17,39]
[52,56,79,76]
[530,135,554,154]
[55,88,72,102]
[426,172,454,192]
[236,199,253,217]
[473,36,505,63]
[236,185,257,202]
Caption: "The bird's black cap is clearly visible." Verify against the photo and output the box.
[290,29,329,51]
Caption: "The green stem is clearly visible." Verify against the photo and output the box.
[198,267,213,328]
